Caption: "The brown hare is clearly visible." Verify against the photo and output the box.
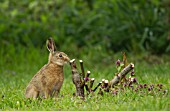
[25,38,70,99]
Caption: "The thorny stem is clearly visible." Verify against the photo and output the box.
[109,63,134,87]
[70,59,135,98]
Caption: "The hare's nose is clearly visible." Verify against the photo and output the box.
[67,57,70,61]
[64,56,70,62]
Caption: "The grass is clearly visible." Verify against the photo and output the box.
[0,48,169,111]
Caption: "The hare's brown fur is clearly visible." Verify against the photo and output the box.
[25,38,70,99]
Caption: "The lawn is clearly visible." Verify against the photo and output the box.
[0,48,169,111]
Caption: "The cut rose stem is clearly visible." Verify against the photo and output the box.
[104,80,109,92]
[104,80,109,88]
[93,82,102,92]
[109,63,134,87]
[122,52,128,68]
[79,60,85,78]
[86,71,91,78]
[70,59,84,98]
[85,83,90,95]
[82,71,91,88]
[89,78,95,89]
[84,71,91,92]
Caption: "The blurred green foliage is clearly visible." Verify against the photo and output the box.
[0,0,169,55]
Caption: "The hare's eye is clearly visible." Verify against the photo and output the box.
[59,54,62,57]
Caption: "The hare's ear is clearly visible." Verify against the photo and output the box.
[46,37,57,53]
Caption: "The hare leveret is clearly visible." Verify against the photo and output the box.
[25,38,70,99]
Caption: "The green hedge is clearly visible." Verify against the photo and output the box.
[0,0,169,54]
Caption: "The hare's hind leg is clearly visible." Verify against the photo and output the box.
[25,85,39,99]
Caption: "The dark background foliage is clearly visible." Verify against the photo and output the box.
[0,0,169,59]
